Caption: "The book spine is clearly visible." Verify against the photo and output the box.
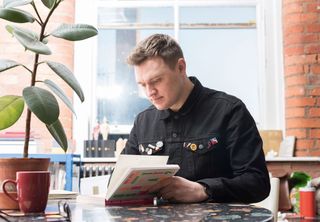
[105,198,154,206]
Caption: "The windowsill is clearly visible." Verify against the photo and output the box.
[82,156,320,163]
[82,157,118,163]
[266,156,320,162]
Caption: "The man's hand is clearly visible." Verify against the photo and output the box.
[148,176,209,203]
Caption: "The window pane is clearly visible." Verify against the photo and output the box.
[96,30,150,125]
[179,6,259,122]
[96,6,174,126]
[180,6,256,24]
[98,7,174,26]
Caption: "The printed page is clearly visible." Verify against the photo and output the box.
[107,155,169,195]
[107,165,179,200]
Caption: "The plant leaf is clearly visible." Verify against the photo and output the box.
[44,79,76,116]
[51,24,98,41]
[0,95,24,130]
[289,172,311,188]
[5,25,14,35]
[4,0,33,8]
[42,36,49,44]
[41,0,55,9]
[0,59,20,72]
[45,61,84,102]
[11,26,51,55]
[6,25,48,44]
[0,8,35,23]
[7,25,37,40]
[23,86,59,125]
[46,119,68,151]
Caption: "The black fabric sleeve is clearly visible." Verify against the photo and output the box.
[197,101,270,203]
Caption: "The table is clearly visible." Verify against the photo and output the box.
[0,201,273,222]
[67,201,273,221]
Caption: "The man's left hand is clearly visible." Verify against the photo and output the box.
[148,176,209,203]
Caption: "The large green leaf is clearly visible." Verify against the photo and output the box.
[41,0,55,9]
[6,25,48,44]
[10,26,51,55]
[45,61,84,102]
[0,95,24,130]
[4,0,33,8]
[46,119,68,151]
[44,79,76,115]
[0,59,20,72]
[23,86,59,125]
[51,24,98,41]
[0,8,35,23]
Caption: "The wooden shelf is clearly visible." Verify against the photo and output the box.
[266,157,320,162]
[82,157,117,163]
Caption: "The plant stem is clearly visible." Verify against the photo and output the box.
[31,2,44,25]
[23,110,31,158]
[23,52,40,158]
[23,2,61,158]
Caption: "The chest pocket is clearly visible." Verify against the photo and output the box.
[181,134,222,179]
[138,139,165,155]
[183,134,220,155]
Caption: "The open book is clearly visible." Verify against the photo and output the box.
[105,155,180,206]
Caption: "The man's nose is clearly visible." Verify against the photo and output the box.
[146,85,156,97]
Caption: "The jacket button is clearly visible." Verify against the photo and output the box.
[172,133,177,138]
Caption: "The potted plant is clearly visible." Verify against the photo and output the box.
[0,0,97,209]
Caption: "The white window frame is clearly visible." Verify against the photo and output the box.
[73,0,284,155]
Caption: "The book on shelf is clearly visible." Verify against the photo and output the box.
[105,155,180,206]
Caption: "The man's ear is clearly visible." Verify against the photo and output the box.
[177,58,186,73]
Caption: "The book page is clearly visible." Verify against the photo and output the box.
[108,155,169,191]
[107,165,179,200]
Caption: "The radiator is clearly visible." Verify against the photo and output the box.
[81,164,114,178]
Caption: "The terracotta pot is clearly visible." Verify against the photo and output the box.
[0,158,50,209]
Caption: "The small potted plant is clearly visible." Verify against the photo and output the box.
[0,0,97,209]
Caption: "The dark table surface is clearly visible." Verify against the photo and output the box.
[102,202,273,222]
[0,201,273,222]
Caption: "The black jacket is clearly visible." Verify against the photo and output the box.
[123,77,270,203]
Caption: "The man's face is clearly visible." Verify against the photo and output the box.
[134,57,186,111]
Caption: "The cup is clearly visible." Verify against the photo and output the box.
[299,186,316,218]
[2,171,50,214]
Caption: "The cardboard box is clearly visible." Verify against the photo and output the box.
[80,175,110,195]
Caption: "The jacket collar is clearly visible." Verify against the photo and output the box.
[158,76,203,120]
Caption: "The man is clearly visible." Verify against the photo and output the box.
[123,34,270,203]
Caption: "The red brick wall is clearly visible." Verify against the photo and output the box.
[283,0,320,156]
[0,0,75,153]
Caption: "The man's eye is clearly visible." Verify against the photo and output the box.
[152,79,160,84]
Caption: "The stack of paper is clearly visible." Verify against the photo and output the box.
[48,190,78,200]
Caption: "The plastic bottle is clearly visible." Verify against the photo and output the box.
[299,181,316,218]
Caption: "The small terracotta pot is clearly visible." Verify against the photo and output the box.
[0,158,50,209]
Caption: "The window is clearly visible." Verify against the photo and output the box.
[96,6,174,126]
[74,0,284,154]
